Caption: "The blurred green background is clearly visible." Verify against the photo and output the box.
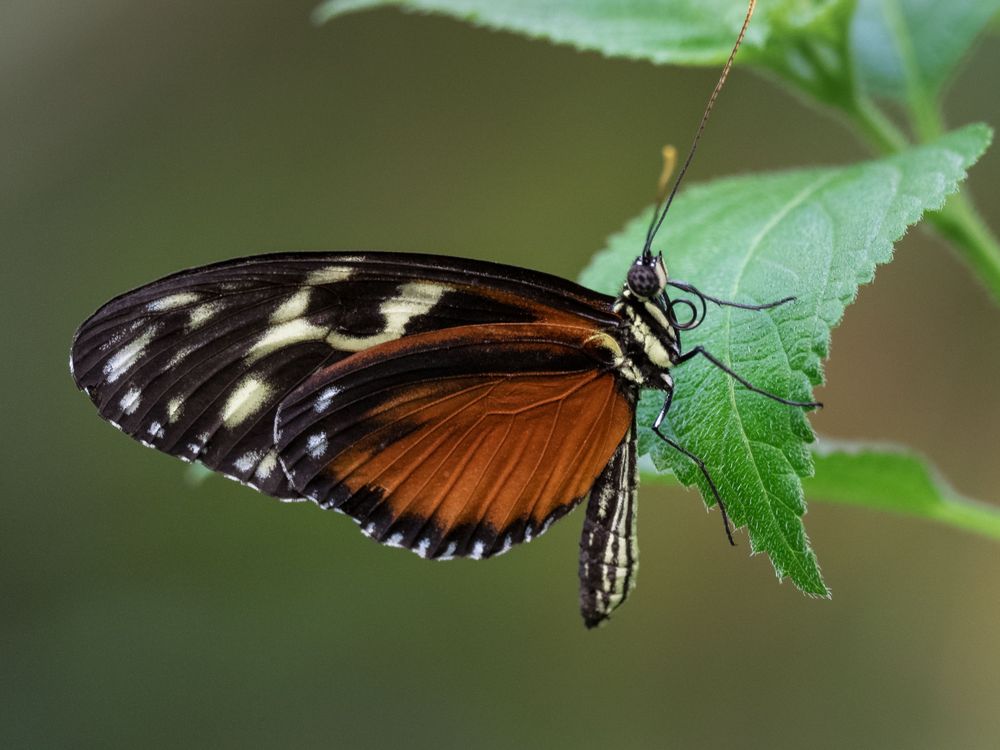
[4,2,1000,748]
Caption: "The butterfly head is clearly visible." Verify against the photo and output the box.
[626,253,668,300]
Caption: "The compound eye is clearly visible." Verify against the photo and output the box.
[626,262,662,298]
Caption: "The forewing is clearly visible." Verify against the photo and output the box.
[579,420,639,628]
[276,323,636,559]
[70,252,617,498]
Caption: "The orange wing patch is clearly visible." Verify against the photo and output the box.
[276,323,634,559]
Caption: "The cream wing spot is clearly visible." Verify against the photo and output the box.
[104,325,159,383]
[253,450,279,480]
[222,377,273,428]
[306,265,354,285]
[325,282,451,352]
[187,302,223,330]
[119,387,142,415]
[248,319,327,362]
[167,344,196,368]
[166,395,184,423]
[147,292,200,312]
[270,289,311,323]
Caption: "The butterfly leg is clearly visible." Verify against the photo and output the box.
[651,393,736,546]
[675,346,822,408]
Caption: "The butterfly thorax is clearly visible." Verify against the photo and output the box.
[611,288,679,390]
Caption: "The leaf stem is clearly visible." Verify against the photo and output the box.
[879,0,943,142]
[927,495,1000,542]
[926,192,1000,301]
[842,93,909,152]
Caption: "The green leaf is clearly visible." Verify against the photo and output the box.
[579,124,991,595]
[313,0,841,66]
[804,440,1000,541]
[851,0,1000,101]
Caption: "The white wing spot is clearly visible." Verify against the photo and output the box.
[221,377,273,428]
[497,534,513,556]
[187,302,223,330]
[147,421,165,439]
[147,292,200,312]
[416,538,431,558]
[253,450,278,480]
[386,532,404,548]
[270,289,312,323]
[306,432,328,459]
[119,387,142,415]
[104,325,158,383]
[166,395,184,423]
[234,450,261,474]
[437,541,458,561]
[314,386,340,413]
[306,265,353,285]
[471,540,486,560]
[167,344,196,368]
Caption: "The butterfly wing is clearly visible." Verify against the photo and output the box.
[578,419,639,628]
[70,252,618,499]
[275,322,636,559]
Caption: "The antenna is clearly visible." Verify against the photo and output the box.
[642,0,757,259]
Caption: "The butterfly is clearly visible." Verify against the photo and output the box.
[70,0,814,628]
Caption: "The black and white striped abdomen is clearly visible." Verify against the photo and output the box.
[578,418,639,628]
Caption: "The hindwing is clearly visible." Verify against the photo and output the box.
[275,322,635,559]
[70,252,619,499]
